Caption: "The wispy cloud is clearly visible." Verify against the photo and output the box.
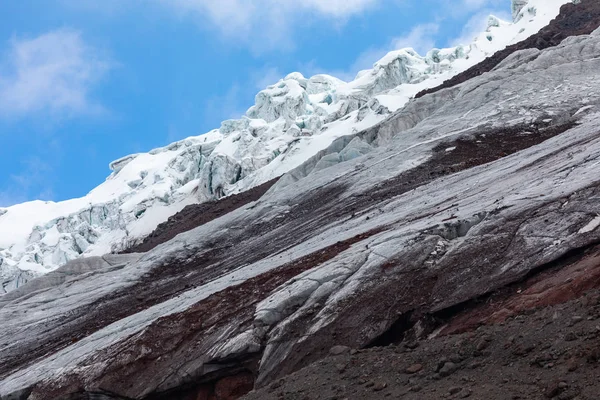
[391,23,440,54]
[64,0,381,52]
[252,66,284,91]
[204,83,248,123]
[161,0,379,28]
[438,0,507,18]
[450,8,512,46]
[165,0,379,51]
[0,29,113,120]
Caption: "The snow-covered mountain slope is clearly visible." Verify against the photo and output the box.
[1,5,600,396]
[0,0,572,293]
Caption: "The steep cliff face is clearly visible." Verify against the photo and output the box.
[0,0,572,294]
[1,1,599,398]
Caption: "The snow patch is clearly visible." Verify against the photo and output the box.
[579,215,600,234]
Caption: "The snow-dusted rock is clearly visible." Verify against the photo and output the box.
[0,253,142,310]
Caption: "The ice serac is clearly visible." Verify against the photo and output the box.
[512,0,530,21]
[0,0,572,293]
[0,2,599,397]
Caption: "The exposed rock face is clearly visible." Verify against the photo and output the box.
[244,287,600,399]
[1,7,600,397]
[122,178,279,254]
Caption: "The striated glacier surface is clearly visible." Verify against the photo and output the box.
[0,0,572,293]
[0,0,599,396]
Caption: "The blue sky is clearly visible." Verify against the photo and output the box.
[0,0,510,206]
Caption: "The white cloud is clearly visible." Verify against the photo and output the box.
[0,29,112,119]
[391,23,440,54]
[163,0,378,22]
[438,0,507,18]
[156,0,379,51]
[61,0,380,51]
[290,0,380,16]
[64,0,378,17]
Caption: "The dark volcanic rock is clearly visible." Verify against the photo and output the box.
[405,364,423,374]
[122,178,278,254]
[244,288,600,400]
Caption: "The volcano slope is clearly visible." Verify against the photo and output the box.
[2,15,600,400]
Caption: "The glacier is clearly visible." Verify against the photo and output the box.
[1,0,599,397]
[1,13,600,397]
[0,0,573,293]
